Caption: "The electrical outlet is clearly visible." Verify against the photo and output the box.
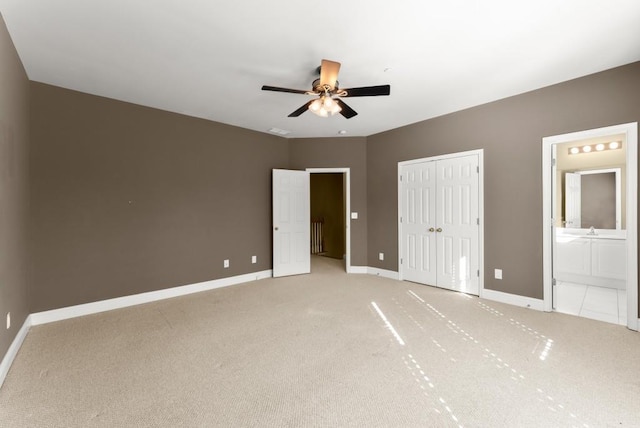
[351,212,358,219]
[251,255,257,264]
[495,269,503,280]
[379,252,384,261]
[224,259,230,268]
[6,312,10,330]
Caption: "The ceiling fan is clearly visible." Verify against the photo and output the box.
[261,59,390,119]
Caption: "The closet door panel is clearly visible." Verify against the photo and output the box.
[401,162,437,285]
[436,155,480,295]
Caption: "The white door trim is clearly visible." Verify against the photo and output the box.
[306,168,352,273]
[542,122,638,331]
[397,149,485,297]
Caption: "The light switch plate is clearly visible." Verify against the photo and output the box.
[251,255,257,264]
[495,269,502,280]
[351,212,358,219]
[224,259,230,268]
[379,252,384,261]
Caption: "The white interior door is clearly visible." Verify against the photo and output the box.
[436,155,480,294]
[401,162,437,285]
[273,169,310,277]
[565,172,581,228]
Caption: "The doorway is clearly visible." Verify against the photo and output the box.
[307,168,351,273]
[542,123,638,330]
[310,174,345,259]
[398,150,484,296]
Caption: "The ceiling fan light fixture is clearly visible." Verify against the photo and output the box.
[309,98,322,112]
[309,96,341,117]
[324,96,342,115]
[323,96,335,108]
[309,98,328,117]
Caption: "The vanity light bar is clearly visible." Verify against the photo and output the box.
[568,141,622,155]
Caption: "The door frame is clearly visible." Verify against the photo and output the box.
[306,168,352,273]
[542,122,638,331]
[397,149,485,296]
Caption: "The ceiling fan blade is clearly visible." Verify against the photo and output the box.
[288,100,314,117]
[340,85,390,97]
[336,99,358,119]
[262,85,309,95]
[319,59,341,90]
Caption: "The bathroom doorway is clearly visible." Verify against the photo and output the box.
[542,123,638,330]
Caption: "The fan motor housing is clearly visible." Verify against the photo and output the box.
[312,78,339,93]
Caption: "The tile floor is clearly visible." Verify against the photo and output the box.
[555,281,627,325]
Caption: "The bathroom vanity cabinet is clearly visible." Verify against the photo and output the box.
[555,231,626,289]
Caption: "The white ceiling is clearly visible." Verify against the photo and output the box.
[1,1,640,138]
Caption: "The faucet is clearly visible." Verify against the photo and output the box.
[587,226,597,236]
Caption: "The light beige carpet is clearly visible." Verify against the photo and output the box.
[1,256,638,427]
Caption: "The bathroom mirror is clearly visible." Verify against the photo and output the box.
[564,168,621,230]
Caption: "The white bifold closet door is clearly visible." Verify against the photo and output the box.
[401,154,480,295]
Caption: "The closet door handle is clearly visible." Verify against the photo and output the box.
[428,227,435,232]
[436,228,442,233]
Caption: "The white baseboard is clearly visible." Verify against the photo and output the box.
[481,288,544,311]
[0,315,32,389]
[30,270,272,326]
[349,266,400,280]
[333,265,401,279]
[367,267,400,280]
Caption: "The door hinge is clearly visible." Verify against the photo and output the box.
[552,158,556,167]
[400,175,403,181]
[476,166,479,173]
[400,258,403,264]
[477,218,480,225]
[552,278,557,286]
[400,216,403,223]
[477,270,480,277]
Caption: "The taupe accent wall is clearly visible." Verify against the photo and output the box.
[0,14,30,358]
[367,61,640,299]
[290,137,367,267]
[30,83,289,312]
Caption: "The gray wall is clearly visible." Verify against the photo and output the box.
[367,61,640,299]
[30,83,289,312]
[290,137,368,267]
[0,14,30,359]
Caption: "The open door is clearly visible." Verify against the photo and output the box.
[273,169,310,277]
